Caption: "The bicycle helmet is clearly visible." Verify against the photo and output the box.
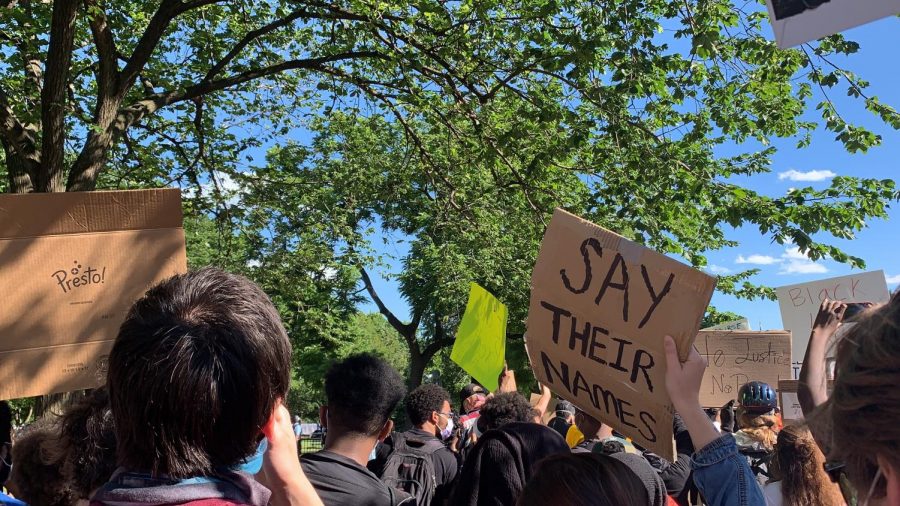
[738,381,777,414]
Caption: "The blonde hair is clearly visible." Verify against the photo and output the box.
[738,411,778,451]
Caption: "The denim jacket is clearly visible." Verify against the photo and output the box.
[692,435,765,506]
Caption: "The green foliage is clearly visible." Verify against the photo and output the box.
[701,307,746,329]
[1,0,898,390]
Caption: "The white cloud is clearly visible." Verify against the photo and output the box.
[777,169,837,182]
[736,254,780,265]
[778,247,829,275]
[707,264,732,275]
[886,274,900,285]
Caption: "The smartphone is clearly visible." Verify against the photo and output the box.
[843,302,867,321]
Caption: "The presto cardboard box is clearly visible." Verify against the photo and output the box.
[0,188,187,400]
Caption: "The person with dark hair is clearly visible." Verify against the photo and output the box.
[370,384,458,505]
[547,400,575,439]
[301,354,412,505]
[0,401,20,506]
[451,422,570,505]
[43,388,118,503]
[8,423,75,506]
[478,392,536,432]
[517,453,652,506]
[91,267,321,506]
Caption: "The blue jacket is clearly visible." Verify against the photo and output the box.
[692,435,765,506]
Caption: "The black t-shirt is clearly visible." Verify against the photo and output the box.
[301,450,413,506]
[547,416,571,440]
[369,429,460,505]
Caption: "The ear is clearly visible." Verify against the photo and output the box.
[260,398,284,440]
[319,405,328,429]
[377,419,394,442]
[429,410,440,426]
[876,455,900,504]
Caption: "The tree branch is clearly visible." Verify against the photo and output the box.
[84,0,119,103]
[37,0,78,192]
[358,265,415,342]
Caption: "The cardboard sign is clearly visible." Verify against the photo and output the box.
[525,209,716,460]
[702,318,751,331]
[451,283,508,391]
[778,379,833,424]
[776,271,889,378]
[697,331,792,407]
[0,189,187,400]
[765,0,900,48]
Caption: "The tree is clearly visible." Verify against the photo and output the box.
[701,307,746,329]
[2,0,898,391]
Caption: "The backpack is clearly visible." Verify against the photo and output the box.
[379,432,445,505]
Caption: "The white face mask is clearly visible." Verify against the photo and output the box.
[440,417,454,440]
[368,442,379,461]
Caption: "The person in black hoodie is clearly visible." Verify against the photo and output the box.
[451,422,570,505]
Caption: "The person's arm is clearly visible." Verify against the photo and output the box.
[532,384,552,424]
[663,335,765,506]
[257,404,324,506]
[798,299,846,417]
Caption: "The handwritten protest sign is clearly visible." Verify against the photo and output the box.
[776,271,889,378]
[525,209,716,460]
[765,0,900,49]
[697,331,792,407]
[451,283,508,392]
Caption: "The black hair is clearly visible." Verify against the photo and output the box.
[324,353,406,436]
[108,267,292,478]
[406,384,451,426]
[479,392,536,431]
[517,453,649,506]
[44,388,117,498]
[8,423,76,506]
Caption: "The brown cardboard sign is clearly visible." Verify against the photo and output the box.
[697,331,792,407]
[778,379,833,424]
[0,189,187,400]
[525,209,716,460]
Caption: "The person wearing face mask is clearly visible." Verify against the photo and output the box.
[371,384,460,506]
[458,384,488,450]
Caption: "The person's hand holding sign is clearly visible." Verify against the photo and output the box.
[663,335,720,452]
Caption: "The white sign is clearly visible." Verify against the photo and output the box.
[776,271,889,378]
[765,0,900,49]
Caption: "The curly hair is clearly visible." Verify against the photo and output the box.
[406,384,451,426]
[479,392,536,431]
[325,354,406,436]
[737,411,778,451]
[7,422,76,506]
[43,388,117,498]
[775,424,843,506]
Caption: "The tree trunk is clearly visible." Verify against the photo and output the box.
[36,0,78,192]
[407,350,427,390]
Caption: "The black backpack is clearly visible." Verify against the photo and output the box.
[379,432,445,505]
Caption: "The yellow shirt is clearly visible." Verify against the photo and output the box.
[565,424,584,448]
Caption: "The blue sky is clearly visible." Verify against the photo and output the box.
[357,15,900,331]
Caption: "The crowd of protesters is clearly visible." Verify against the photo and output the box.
[0,267,897,505]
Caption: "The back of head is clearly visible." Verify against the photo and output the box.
[608,452,668,506]
[828,296,900,498]
[452,422,570,506]
[517,453,650,506]
[556,400,575,419]
[45,388,117,498]
[108,267,291,478]
[479,392,537,431]
[324,353,405,436]
[775,424,843,506]
[8,423,76,506]
[406,383,451,426]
